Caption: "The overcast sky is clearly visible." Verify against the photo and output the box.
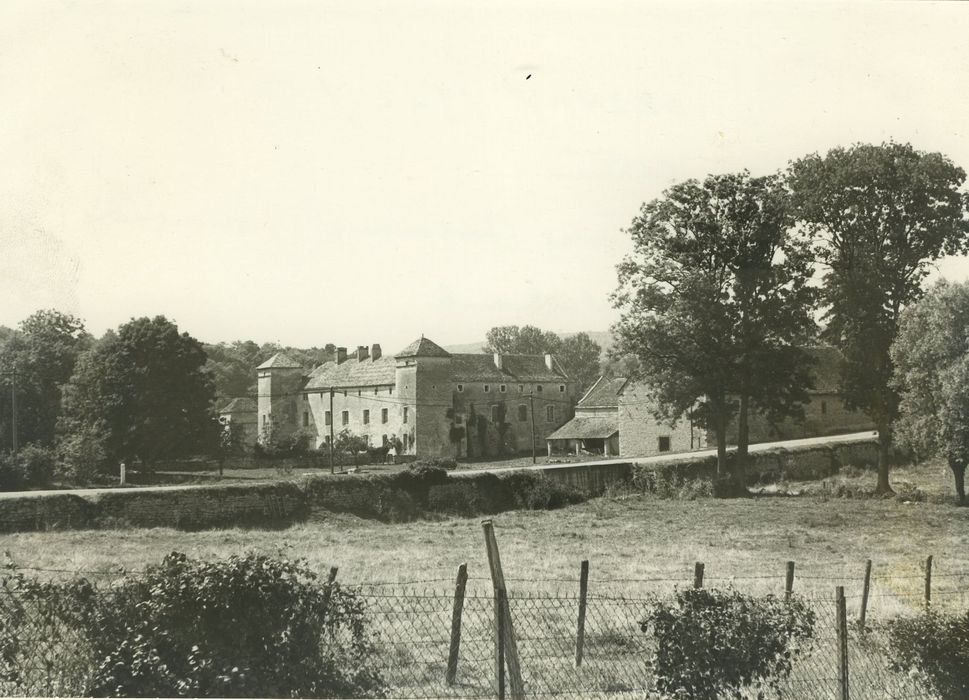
[2,1,968,353]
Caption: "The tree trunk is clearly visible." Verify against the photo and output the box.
[715,416,728,478]
[875,420,894,495]
[734,393,750,493]
[948,456,966,506]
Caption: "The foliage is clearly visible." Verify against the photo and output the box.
[557,332,602,393]
[640,588,815,699]
[483,325,561,355]
[334,428,369,461]
[891,280,969,504]
[482,325,602,394]
[204,341,335,402]
[0,310,91,450]
[0,552,385,698]
[55,422,110,483]
[503,471,586,510]
[613,171,818,485]
[0,444,57,490]
[60,316,215,467]
[789,142,969,493]
[888,611,969,700]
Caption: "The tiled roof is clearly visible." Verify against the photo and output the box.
[256,352,303,370]
[547,415,618,441]
[578,376,627,408]
[395,337,451,358]
[304,356,397,390]
[218,397,257,414]
[449,354,568,382]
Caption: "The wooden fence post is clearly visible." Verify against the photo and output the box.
[924,555,933,611]
[482,520,525,700]
[785,561,795,601]
[693,562,705,589]
[836,586,849,700]
[445,563,468,685]
[574,560,589,668]
[859,559,872,629]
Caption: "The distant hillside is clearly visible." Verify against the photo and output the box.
[444,331,613,354]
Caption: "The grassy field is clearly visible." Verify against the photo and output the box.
[3,458,965,699]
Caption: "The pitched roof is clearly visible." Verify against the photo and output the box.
[304,355,397,390]
[256,352,303,370]
[395,337,451,358]
[546,415,619,441]
[218,397,257,414]
[577,376,627,408]
[449,353,568,382]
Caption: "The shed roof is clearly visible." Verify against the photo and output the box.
[256,352,303,370]
[577,376,627,408]
[218,397,257,414]
[546,415,619,441]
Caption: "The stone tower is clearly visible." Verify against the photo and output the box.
[255,352,304,446]
[394,337,453,457]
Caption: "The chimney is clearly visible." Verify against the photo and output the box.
[493,353,503,371]
[545,353,554,371]
[371,344,382,361]
[356,345,369,362]
[335,347,347,364]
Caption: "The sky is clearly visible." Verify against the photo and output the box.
[2,1,968,354]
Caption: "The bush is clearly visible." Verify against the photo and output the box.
[641,587,815,699]
[501,471,586,510]
[888,611,969,699]
[0,445,57,490]
[57,425,110,484]
[1,552,385,697]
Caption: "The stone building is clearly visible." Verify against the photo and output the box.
[217,397,258,447]
[256,336,577,459]
[546,376,624,456]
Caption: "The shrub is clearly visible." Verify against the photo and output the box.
[0,445,57,490]
[641,587,815,699]
[56,425,110,483]
[502,471,586,510]
[888,611,969,699]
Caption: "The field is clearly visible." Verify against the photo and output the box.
[2,458,966,698]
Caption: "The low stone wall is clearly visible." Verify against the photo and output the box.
[0,437,885,533]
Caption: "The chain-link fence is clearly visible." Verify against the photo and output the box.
[1,558,965,698]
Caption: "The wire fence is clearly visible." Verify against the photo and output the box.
[0,556,964,699]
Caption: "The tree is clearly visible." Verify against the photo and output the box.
[613,172,818,487]
[558,332,603,394]
[483,325,561,355]
[60,316,215,470]
[890,281,969,504]
[789,142,969,494]
[0,310,92,450]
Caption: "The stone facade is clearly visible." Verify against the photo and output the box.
[617,381,704,457]
[257,337,577,459]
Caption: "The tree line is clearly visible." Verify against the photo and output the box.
[613,141,969,499]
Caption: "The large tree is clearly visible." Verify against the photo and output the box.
[0,310,92,450]
[558,332,603,394]
[482,325,602,393]
[60,316,215,469]
[789,142,969,494]
[483,325,561,356]
[613,171,818,487]
[891,281,969,505]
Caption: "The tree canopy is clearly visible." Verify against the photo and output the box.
[789,142,969,493]
[0,310,92,450]
[482,325,602,393]
[891,280,969,504]
[613,171,818,485]
[61,316,215,467]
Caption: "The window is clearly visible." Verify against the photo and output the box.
[821,400,828,415]
[403,407,409,424]
[324,410,331,426]
[302,393,308,402]
[546,405,554,421]
[374,387,379,395]
[559,385,565,393]
[491,405,500,423]
[382,408,388,424]
[536,385,543,393]
[518,405,528,422]
[324,435,331,445]
[382,434,388,447]
[518,384,524,393]
[658,436,671,452]
[484,384,490,393]
[262,414,267,426]
[302,412,309,427]
[499,384,506,393]
[457,384,464,392]
[363,409,370,425]
[341,410,349,426]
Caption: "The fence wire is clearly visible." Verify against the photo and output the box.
[0,567,957,699]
